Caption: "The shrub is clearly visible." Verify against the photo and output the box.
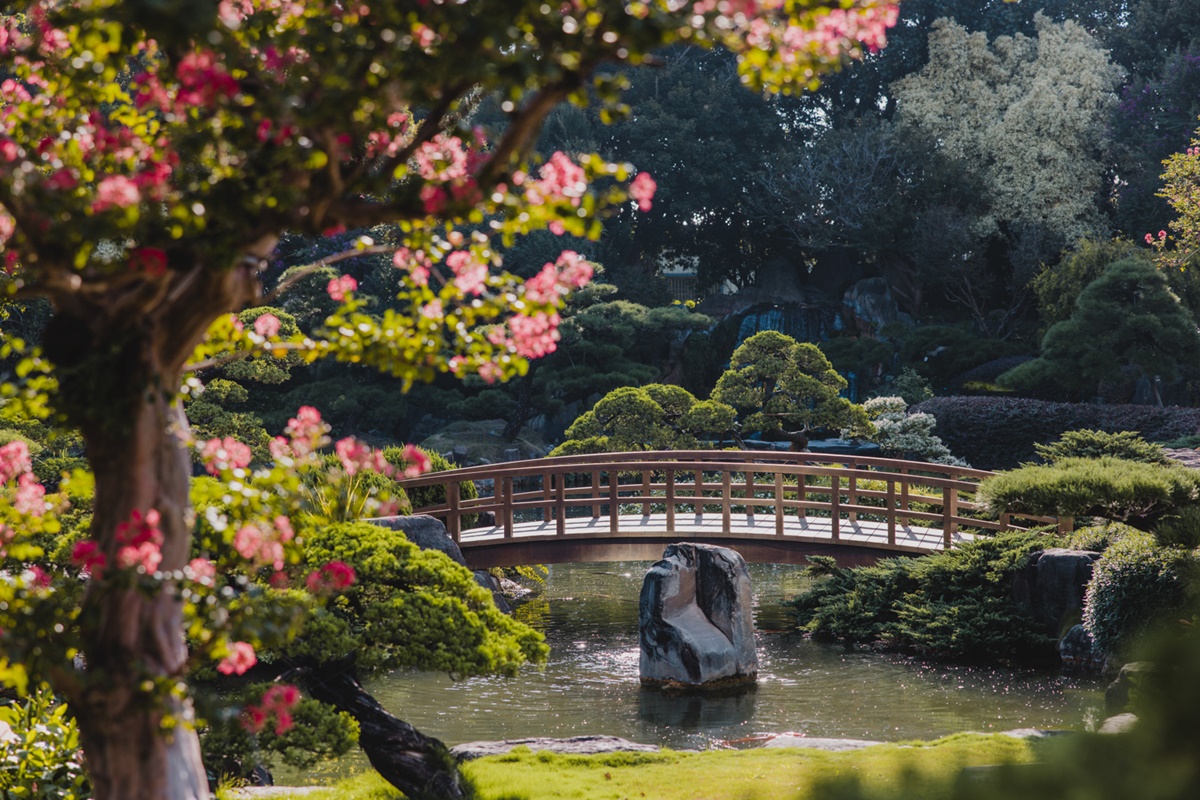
[858,396,966,466]
[0,687,89,800]
[1034,429,1174,465]
[1082,532,1193,657]
[1065,521,1140,553]
[791,531,1058,659]
[913,396,1200,469]
[979,457,1200,531]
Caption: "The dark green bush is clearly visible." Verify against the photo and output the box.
[914,396,1200,469]
[1034,429,1173,465]
[791,531,1057,659]
[979,457,1200,531]
[1065,521,1140,553]
[1082,533,1192,657]
[0,687,89,799]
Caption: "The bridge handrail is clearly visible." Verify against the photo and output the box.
[394,450,1066,550]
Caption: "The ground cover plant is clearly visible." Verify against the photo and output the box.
[217,734,1037,800]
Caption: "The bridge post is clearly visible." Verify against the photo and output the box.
[641,471,651,517]
[721,470,731,531]
[502,476,513,539]
[942,485,958,547]
[830,474,840,540]
[447,481,461,542]
[591,470,601,519]
[774,471,784,536]
[542,473,552,524]
[1058,515,1074,534]
[608,470,619,534]
[887,479,896,546]
[745,471,755,520]
[797,474,806,519]
[666,469,676,531]
[847,466,858,523]
[556,473,566,536]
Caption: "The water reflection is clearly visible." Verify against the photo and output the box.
[364,561,1106,750]
[639,687,757,730]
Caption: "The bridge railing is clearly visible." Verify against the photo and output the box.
[396,450,1066,549]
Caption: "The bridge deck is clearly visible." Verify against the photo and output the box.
[457,513,976,568]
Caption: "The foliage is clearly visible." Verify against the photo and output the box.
[1065,521,1140,553]
[1082,532,1193,657]
[711,331,868,440]
[894,326,1021,393]
[1028,239,1147,331]
[551,384,736,455]
[979,457,1200,531]
[887,367,934,405]
[1034,429,1173,465]
[1153,120,1200,271]
[289,522,547,675]
[1000,259,1200,402]
[858,396,965,465]
[913,396,1200,469]
[0,687,89,800]
[792,532,1056,659]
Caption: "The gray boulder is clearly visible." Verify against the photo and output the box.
[370,515,510,612]
[842,277,911,334]
[1012,548,1101,638]
[1106,661,1155,715]
[761,736,882,751]
[639,543,757,690]
[1098,713,1138,734]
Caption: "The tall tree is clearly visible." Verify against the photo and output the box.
[0,2,901,797]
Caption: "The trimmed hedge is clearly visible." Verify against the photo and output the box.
[913,396,1200,469]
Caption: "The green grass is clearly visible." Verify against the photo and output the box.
[224,734,1037,800]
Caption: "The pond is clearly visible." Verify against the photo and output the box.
[364,561,1107,750]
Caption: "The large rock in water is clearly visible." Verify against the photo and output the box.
[1012,548,1101,638]
[639,543,757,690]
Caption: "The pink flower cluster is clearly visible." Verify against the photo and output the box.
[445,250,489,295]
[745,3,900,61]
[524,151,587,208]
[523,251,595,304]
[14,473,45,516]
[326,274,357,302]
[507,312,561,358]
[70,540,107,575]
[242,683,301,735]
[0,440,32,485]
[396,444,431,478]
[115,508,164,573]
[334,437,391,477]
[414,134,469,182]
[392,247,432,285]
[305,560,356,595]
[188,557,217,584]
[1145,230,1168,244]
[271,406,329,460]
[233,516,294,571]
[91,175,140,212]
[129,247,168,277]
[630,172,657,212]
[218,641,257,676]
[200,436,253,476]
[253,312,281,338]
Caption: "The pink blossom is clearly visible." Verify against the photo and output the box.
[0,139,17,162]
[14,473,45,516]
[129,247,168,277]
[217,641,257,676]
[200,436,253,475]
[1159,230,1167,239]
[527,151,587,207]
[92,175,141,212]
[549,220,566,236]
[114,509,164,573]
[117,540,163,573]
[233,524,285,571]
[285,406,327,456]
[630,172,657,212]
[445,250,488,295]
[253,313,281,338]
[243,683,301,734]
[24,565,50,589]
[188,558,217,582]
[175,49,239,109]
[335,437,391,477]
[306,560,357,594]
[71,540,107,574]
[509,311,561,358]
[478,361,504,384]
[421,299,443,319]
[413,134,468,182]
[274,515,295,542]
[1145,233,1155,244]
[399,444,431,478]
[326,274,358,302]
[0,440,32,485]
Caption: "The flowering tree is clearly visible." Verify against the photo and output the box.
[0,1,898,798]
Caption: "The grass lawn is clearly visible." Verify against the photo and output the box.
[222,733,1037,800]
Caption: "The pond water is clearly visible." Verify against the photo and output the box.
[364,562,1107,750]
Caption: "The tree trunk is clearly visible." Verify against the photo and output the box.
[304,663,471,800]
[42,262,261,800]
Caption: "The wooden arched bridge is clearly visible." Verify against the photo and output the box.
[396,451,1066,569]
